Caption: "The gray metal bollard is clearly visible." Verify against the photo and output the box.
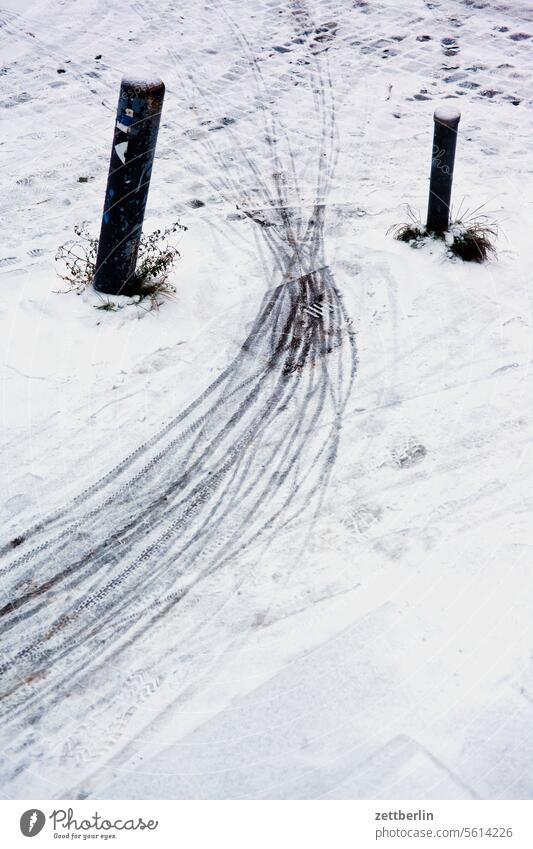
[94,75,165,295]
[426,106,461,234]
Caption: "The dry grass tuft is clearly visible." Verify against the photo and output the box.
[388,206,427,246]
[446,203,498,262]
[389,203,497,263]
[447,222,497,262]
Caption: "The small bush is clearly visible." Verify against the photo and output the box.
[56,223,98,294]
[56,221,186,310]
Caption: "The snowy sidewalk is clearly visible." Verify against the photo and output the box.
[0,0,532,799]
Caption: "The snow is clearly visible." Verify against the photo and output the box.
[0,0,532,800]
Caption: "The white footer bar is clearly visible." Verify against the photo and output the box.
[2,799,532,848]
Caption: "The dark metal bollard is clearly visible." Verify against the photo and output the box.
[94,75,165,295]
[426,106,461,234]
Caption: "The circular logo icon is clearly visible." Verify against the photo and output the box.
[20,810,46,837]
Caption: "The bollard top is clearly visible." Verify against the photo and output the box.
[121,74,165,95]
[433,105,461,129]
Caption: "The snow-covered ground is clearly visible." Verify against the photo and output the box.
[0,0,532,800]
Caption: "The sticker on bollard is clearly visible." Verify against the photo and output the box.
[94,75,165,295]
[426,106,461,235]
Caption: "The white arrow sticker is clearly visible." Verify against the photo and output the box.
[115,141,128,164]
